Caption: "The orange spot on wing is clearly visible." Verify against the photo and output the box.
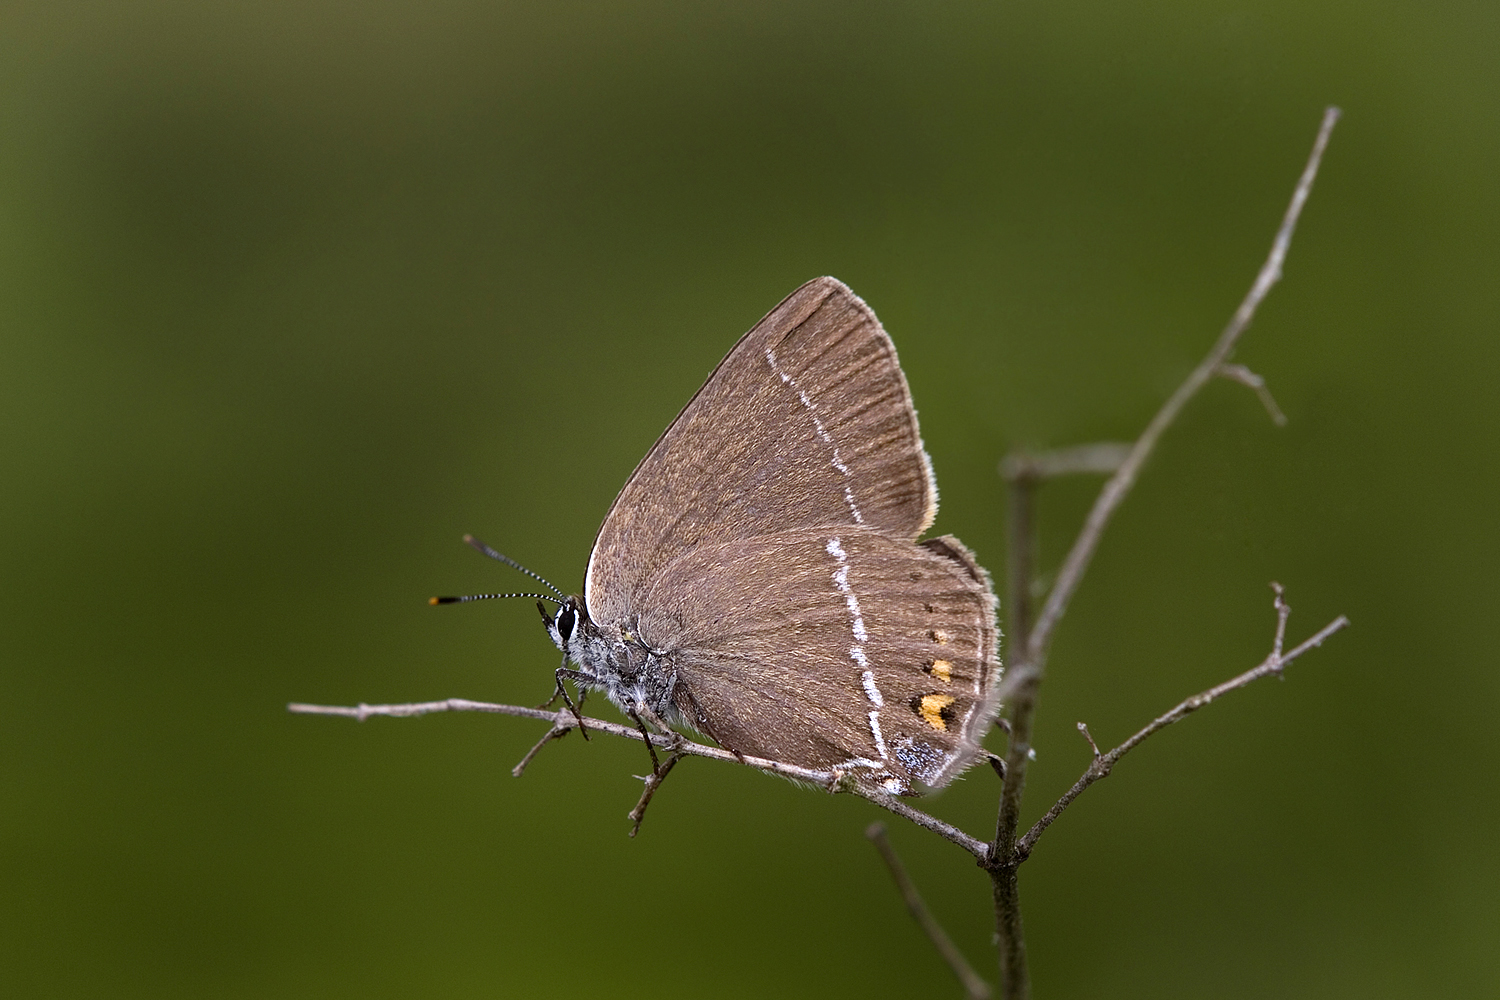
[918,693,956,731]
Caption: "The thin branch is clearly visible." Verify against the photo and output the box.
[867,823,992,1000]
[287,699,988,856]
[1216,363,1288,426]
[985,106,1342,1000]
[1017,599,1350,859]
[990,452,1039,999]
[1001,443,1132,482]
[870,795,989,858]
[1076,722,1102,758]
[1026,105,1341,668]
[991,104,1343,852]
[512,720,573,777]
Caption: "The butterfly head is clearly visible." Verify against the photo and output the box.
[540,595,589,657]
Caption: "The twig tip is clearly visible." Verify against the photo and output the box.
[1077,722,1102,758]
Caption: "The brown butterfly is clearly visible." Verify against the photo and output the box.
[508,278,1003,795]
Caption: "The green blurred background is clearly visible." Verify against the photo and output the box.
[3,1,1495,997]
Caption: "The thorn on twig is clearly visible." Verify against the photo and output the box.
[1077,722,1102,758]
[986,752,1007,781]
[1216,362,1288,426]
[1270,581,1291,672]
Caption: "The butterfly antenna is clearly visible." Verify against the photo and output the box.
[429,591,563,606]
[462,534,567,601]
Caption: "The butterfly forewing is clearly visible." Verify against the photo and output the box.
[585,277,937,625]
[634,526,998,793]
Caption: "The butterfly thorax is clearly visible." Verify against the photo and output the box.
[545,596,680,723]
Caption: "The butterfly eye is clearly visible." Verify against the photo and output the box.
[556,606,577,643]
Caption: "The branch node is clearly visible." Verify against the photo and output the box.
[1016,594,1348,860]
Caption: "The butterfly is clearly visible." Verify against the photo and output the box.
[521,277,1004,796]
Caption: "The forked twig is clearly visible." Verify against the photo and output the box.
[867,823,992,1000]
[1017,589,1350,858]
[290,107,1348,1000]
[988,106,1343,1000]
[629,751,685,837]
[1028,105,1341,674]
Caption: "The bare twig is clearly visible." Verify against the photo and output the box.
[991,454,1040,997]
[512,720,573,777]
[1018,598,1349,858]
[987,441,1136,991]
[870,795,989,858]
[985,106,1342,1000]
[286,699,988,856]
[290,109,1347,1000]
[1076,722,1102,758]
[1216,363,1288,426]
[629,751,684,837]
[867,823,992,1000]
[1027,105,1340,671]
[1001,443,1132,482]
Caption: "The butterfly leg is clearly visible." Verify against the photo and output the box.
[674,686,744,762]
[625,705,664,775]
[534,679,565,711]
[637,701,687,757]
[624,703,686,837]
[546,665,594,741]
[534,653,573,712]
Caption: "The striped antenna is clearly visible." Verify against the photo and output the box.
[429,591,562,606]
[462,534,567,601]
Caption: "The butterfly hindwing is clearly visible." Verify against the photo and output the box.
[634,526,999,793]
